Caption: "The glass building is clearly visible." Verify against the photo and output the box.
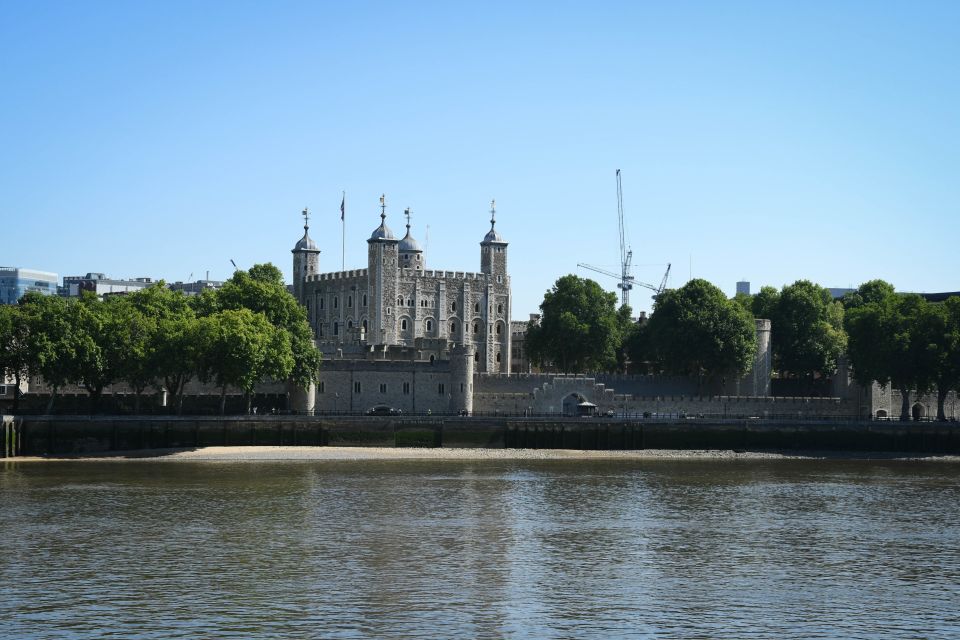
[0,267,59,304]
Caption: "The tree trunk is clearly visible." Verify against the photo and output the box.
[45,386,58,414]
[899,387,911,421]
[937,385,948,422]
[245,392,252,415]
[219,385,227,415]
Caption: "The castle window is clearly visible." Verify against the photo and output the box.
[333,322,339,336]
[334,296,339,309]
[354,381,361,394]
[438,383,445,395]
[318,324,324,337]
[473,322,479,334]
[363,319,368,331]
[403,382,410,394]
[409,298,414,307]
[379,383,387,393]
[496,352,502,363]
[497,275,503,283]
[401,319,408,331]
[497,304,503,314]
[362,294,367,306]
[450,321,457,333]
[319,381,325,393]
[451,301,457,312]
[348,295,353,308]
[398,296,403,306]
[319,297,324,310]
[474,302,480,313]
[417,255,421,262]
[426,319,433,332]
[460,383,464,393]
[474,352,479,362]
[348,320,353,329]
[496,324,502,335]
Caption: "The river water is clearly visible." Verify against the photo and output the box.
[3,458,960,638]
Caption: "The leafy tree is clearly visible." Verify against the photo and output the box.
[525,275,624,373]
[216,263,320,388]
[0,304,29,412]
[845,289,936,420]
[645,278,756,390]
[196,309,294,414]
[751,285,780,321]
[69,295,140,412]
[18,293,77,412]
[924,297,960,421]
[770,280,846,384]
[842,279,896,310]
[731,292,754,315]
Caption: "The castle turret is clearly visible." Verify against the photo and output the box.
[367,194,400,346]
[292,207,320,304]
[479,200,511,374]
[450,344,475,415]
[398,207,425,271]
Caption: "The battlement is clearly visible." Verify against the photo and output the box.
[307,269,369,282]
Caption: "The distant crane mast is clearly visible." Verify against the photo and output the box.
[577,170,671,306]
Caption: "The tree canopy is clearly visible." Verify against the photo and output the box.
[525,275,627,373]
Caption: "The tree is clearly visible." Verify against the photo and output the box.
[525,275,624,373]
[845,289,935,420]
[18,293,77,413]
[645,278,756,390]
[843,279,896,310]
[216,264,320,389]
[0,304,29,412]
[769,280,846,385]
[924,297,960,421]
[196,309,294,414]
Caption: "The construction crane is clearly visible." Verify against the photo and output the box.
[577,169,634,307]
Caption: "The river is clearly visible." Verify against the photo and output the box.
[3,458,960,638]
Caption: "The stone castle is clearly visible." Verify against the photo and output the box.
[293,197,511,414]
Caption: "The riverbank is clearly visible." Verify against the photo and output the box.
[9,445,960,462]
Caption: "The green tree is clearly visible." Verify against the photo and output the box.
[645,278,756,390]
[751,285,780,321]
[770,280,846,384]
[18,293,77,413]
[923,297,960,421]
[216,264,320,389]
[845,289,935,420]
[842,279,896,310]
[525,275,624,373]
[196,309,294,414]
[0,304,29,412]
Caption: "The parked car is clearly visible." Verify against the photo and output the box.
[365,405,402,416]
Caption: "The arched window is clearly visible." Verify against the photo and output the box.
[362,294,367,306]
[497,304,503,314]
[348,320,353,329]
[348,295,353,308]
[474,352,479,362]
[397,296,403,306]
[319,297,325,310]
[474,302,480,313]
[496,324,502,335]
[496,352,501,363]
[362,319,368,331]
[426,319,433,332]
[473,322,479,334]
[334,296,339,309]
[333,321,339,336]
[450,322,457,333]
[401,319,408,331]
[451,301,457,312]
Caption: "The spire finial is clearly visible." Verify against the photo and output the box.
[490,199,496,228]
[380,194,386,222]
[404,207,412,231]
[302,207,310,231]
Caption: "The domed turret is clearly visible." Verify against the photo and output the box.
[368,194,396,242]
[398,207,424,270]
[480,199,507,245]
[292,207,320,303]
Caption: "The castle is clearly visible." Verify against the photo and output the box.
[293,197,511,414]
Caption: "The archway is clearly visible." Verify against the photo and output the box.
[912,403,927,421]
[875,409,888,419]
[562,393,584,417]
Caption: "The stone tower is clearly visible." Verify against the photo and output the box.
[398,207,425,271]
[291,207,320,304]
[479,200,511,374]
[367,195,400,346]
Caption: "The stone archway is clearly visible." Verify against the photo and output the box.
[562,393,584,417]
[912,403,927,421]
[875,409,888,419]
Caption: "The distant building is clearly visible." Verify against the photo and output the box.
[736,280,750,296]
[827,287,855,300]
[169,279,224,295]
[60,273,155,298]
[0,267,58,304]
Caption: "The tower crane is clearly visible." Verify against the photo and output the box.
[577,170,672,306]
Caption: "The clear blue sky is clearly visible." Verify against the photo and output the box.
[3,1,958,316]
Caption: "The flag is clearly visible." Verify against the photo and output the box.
[340,193,345,221]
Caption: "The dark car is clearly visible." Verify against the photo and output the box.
[365,405,402,416]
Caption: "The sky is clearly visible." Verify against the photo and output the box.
[2,1,958,317]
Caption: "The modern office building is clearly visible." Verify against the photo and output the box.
[0,267,59,304]
[60,273,155,297]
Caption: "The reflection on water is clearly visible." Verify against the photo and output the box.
[3,460,960,638]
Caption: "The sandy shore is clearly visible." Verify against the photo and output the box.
[10,446,960,462]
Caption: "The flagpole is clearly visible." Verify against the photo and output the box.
[341,191,346,272]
